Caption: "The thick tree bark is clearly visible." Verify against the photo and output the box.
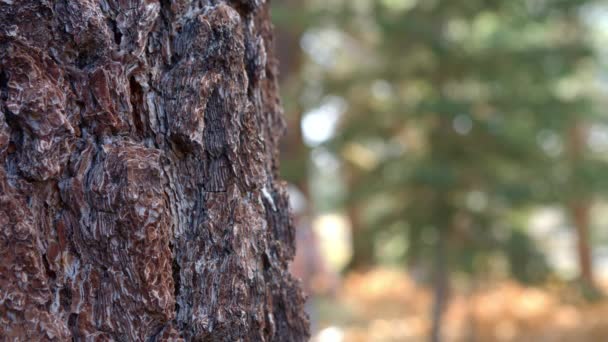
[0,1,309,340]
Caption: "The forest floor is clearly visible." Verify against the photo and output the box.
[311,268,608,342]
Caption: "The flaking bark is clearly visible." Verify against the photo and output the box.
[0,0,309,340]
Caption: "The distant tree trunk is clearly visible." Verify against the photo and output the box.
[428,195,453,342]
[430,228,449,342]
[570,201,594,286]
[347,203,375,271]
[0,1,309,340]
[275,0,309,197]
[566,123,594,288]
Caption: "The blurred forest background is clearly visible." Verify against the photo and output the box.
[272,0,608,341]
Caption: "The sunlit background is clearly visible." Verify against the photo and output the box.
[272,1,608,341]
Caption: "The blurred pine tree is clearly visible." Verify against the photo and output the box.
[273,0,608,338]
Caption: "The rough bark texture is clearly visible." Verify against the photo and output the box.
[0,0,309,340]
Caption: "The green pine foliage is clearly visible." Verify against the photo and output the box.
[273,0,607,284]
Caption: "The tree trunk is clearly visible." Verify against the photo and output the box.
[0,1,309,340]
[430,228,449,342]
[566,123,594,288]
[345,201,375,271]
[571,202,594,286]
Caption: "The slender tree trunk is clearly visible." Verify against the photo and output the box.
[275,1,309,198]
[571,202,594,285]
[566,123,594,287]
[346,201,375,271]
[430,228,449,342]
[0,1,309,340]
[464,278,478,342]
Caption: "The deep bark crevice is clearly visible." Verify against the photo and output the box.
[107,18,122,46]
[60,286,72,311]
[129,76,145,136]
[0,69,7,90]
[41,253,57,280]
[171,253,181,309]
